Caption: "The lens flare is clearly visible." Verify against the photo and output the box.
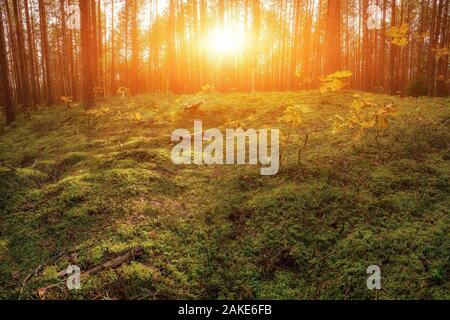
[208,26,244,55]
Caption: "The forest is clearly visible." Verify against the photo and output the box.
[0,0,449,300]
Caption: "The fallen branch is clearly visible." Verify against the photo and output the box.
[36,247,145,297]
[83,246,144,276]
[55,246,144,278]
[31,159,39,169]
[184,100,205,113]
[20,252,64,299]
[0,161,17,171]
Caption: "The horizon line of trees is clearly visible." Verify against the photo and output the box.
[0,0,449,125]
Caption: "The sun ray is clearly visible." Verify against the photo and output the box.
[207,25,245,55]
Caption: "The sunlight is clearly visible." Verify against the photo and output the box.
[207,26,245,55]
[139,0,168,30]
[0,0,447,302]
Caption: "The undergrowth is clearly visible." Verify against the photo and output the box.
[0,91,448,299]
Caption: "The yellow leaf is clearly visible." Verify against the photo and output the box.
[390,23,409,47]
[320,70,352,93]
[334,70,353,79]
[135,112,143,121]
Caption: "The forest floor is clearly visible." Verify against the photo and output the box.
[0,91,449,300]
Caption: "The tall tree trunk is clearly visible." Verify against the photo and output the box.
[362,0,370,90]
[12,0,32,113]
[23,0,38,105]
[436,0,449,96]
[379,0,387,91]
[199,0,207,87]
[130,0,139,95]
[428,0,445,96]
[97,0,103,93]
[0,9,15,124]
[38,0,54,105]
[191,0,200,92]
[90,0,98,87]
[290,0,302,90]
[324,0,342,74]
[251,0,260,91]
[80,0,94,109]
[167,0,177,93]
[60,0,71,97]
[110,0,117,95]
[390,0,397,94]
[124,0,129,88]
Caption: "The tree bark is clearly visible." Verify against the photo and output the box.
[324,0,342,75]
[0,9,15,124]
[80,0,94,109]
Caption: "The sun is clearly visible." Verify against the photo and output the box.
[208,26,244,55]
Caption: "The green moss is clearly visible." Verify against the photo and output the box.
[0,92,448,299]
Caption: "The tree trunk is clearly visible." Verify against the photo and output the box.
[38,0,54,105]
[0,10,15,124]
[80,0,94,109]
[167,0,177,93]
[130,0,139,95]
[12,0,32,113]
[23,0,39,105]
[324,0,341,75]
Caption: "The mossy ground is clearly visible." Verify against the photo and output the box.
[0,91,449,299]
